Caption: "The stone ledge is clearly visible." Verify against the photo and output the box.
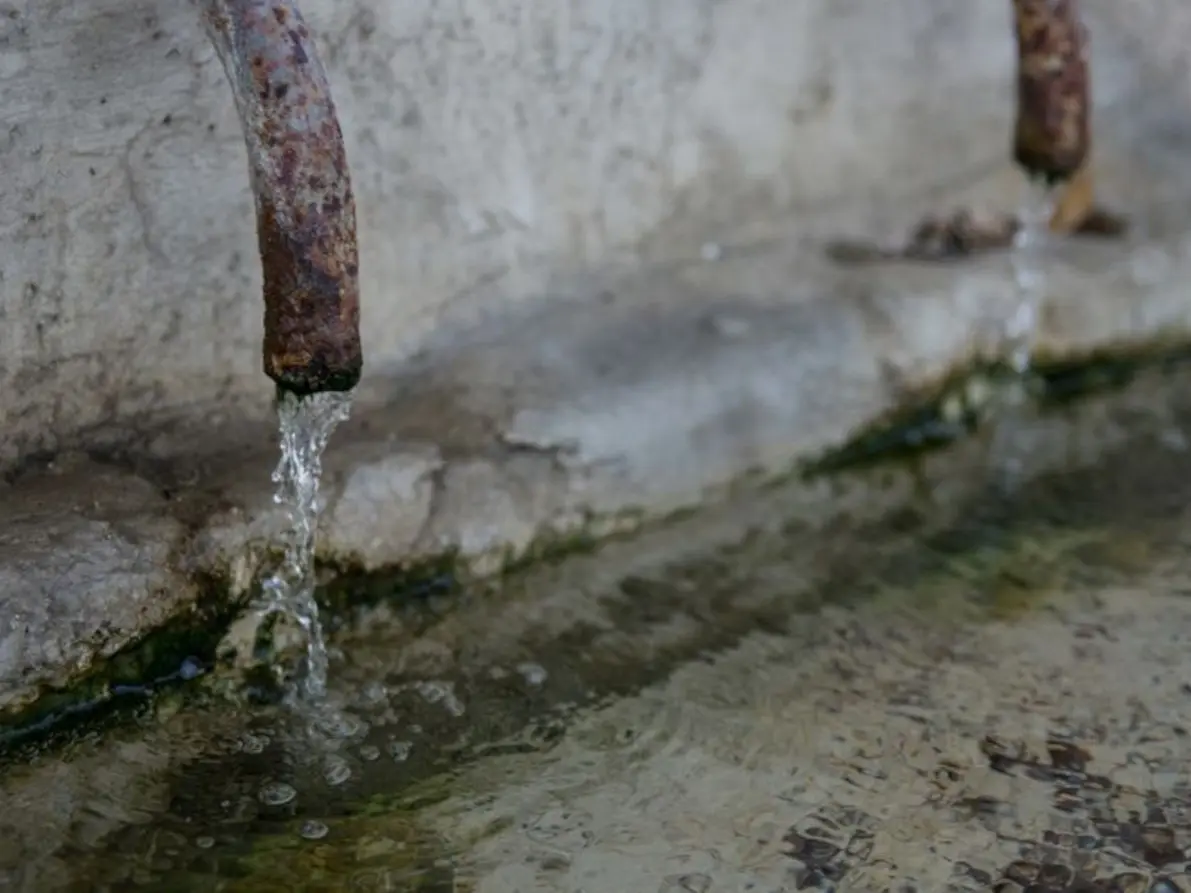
[4,228,1191,720]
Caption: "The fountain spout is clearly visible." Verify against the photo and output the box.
[1011,0,1090,186]
[196,0,362,397]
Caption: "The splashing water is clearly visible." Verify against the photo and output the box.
[1006,179,1057,374]
[257,390,352,702]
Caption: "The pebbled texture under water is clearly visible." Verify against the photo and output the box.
[8,373,1191,891]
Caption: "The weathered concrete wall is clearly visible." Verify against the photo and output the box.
[6,0,1191,724]
[2,0,1181,469]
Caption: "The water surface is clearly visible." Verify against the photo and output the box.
[6,372,1191,892]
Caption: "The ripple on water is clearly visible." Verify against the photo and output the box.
[240,732,269,754]
[388,739,413,762]
[258,781,297,807]
[359,744,381,762]
[323,754,353,786]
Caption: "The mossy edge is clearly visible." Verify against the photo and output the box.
[4,336,1191,754]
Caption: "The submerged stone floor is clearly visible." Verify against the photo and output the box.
[6,369,1191,891]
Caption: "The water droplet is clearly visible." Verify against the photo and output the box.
[299,820,329,841]
[194,836,215,850]
[241,733,268,755]
[323,755,352,786]
[312,709,365,740]
[388,740,413,762]
[359,744,380,762]
[258,781,297,806]
[415,680,466,717]
[517,662,548,686]
[362,681,388,703]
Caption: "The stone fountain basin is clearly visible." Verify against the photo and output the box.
[5,0,1191,725]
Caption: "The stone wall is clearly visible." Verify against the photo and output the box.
[8,0,1175,469]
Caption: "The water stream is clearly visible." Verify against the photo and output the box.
[1006,178,1057,375]
[256,390,352,702]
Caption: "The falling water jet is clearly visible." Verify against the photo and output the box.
[1007,179,1056,377]
[257,389,352,703]
[987,0,1092,489]
[1006,0,1090,375]
[197,0,363,705]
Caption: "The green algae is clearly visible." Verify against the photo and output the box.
[0,571,243,759]
[802,340,1191,478]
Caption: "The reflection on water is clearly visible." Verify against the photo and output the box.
[6,373,1191,891]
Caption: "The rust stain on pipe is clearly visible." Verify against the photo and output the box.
[198,0,362,396]
[1012,0,1091,184]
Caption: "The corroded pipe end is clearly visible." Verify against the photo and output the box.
[1012,0,1090,184]
[199,0,363,397]
[259,198,363,396]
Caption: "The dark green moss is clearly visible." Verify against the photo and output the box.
[803,339,1191,479]
[318,550,463,614]
[801,361,1005,477]
[0,571,242,761]
[1030,339,1191,405]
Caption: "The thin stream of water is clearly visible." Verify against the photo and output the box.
[990,179,1058,492]
[1006,179,1057,374]
[257,389,352,702]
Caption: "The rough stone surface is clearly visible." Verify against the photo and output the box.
[0,460,191,714]
[2,0,1190,470]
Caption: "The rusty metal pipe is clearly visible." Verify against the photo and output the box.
[1012,0,1091,185]
[196,0,362,397]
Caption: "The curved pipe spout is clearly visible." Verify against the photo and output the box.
[1012,0,1090,185]
[196,0,362,396]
